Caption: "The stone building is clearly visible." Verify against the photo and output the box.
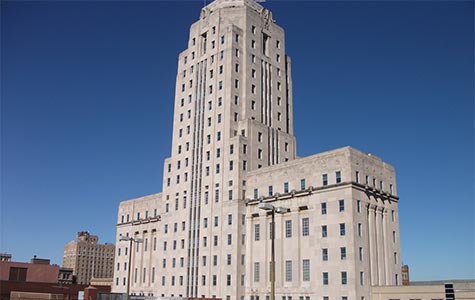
[63,231,115,285]
[112,0,402,300]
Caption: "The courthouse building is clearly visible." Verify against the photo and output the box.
[112,0,402,300]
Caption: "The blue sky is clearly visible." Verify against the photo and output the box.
[1,0,473,281]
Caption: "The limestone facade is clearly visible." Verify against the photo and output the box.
[112,1,402,300]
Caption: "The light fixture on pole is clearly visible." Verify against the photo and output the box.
[258,202,290,300]
[119,236,143,300]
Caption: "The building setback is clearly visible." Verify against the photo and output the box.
[63,231,115,285]
[112,0,402,300]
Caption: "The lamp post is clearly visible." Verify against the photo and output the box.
[258,202,290,300]
[119,236,143,300]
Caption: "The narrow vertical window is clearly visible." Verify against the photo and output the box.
[302,218,309,236]
[302,259,310,281]
[339,199,345,212]
[285,220,292,238]
[285,260,292,281]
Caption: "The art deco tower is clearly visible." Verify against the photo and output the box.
[162,0,296,297]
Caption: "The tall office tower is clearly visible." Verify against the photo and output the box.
[63,231,115,285]
[113,1,402,299]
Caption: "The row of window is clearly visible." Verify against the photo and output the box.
[184,28,282,64]
[120,209,158,223]
[252,171,394,198]
[254,221,347,240]
[253,261,363,286]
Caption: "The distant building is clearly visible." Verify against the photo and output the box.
[0,256,59,283]
[63,231,115,285]
[58,267,75,284]
[0,255,110,300]
[401,265,410,285]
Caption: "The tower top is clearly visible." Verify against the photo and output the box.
[202,0,274,23]
[204,0,265,14]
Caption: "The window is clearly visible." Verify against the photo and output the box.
[321,202,327,215]
[253,262,261,282]
[227,254,232,265]
[221,35,225,44]
[268,185,273,196]
[322,248,328,261]
[258,132,263,142]
[284,182,289,193]
[228,190,233,200]
[227,234,232,245]
[359,247,363,261]
[300,179,306,190]
[214,235,218,246]
[339,199,345,212]
[302,218,309,236]
[322,174,328,186]
[255,224,260,241]
[213,275,217,286]
[335,171,342,183]
[323,272,329,285]
[340,223,346,236]
[9,267,27,281]
[230,144,234,154]
[341,247,347,260]
[322,225,328,238]
[285,220,292,238]
[358,223,362,237]
[227,274,231,286]
[360,272,364,285]
[302,259,310,281]
[254,188,258,199]
[357,200,361,213]
[341,272,347,285]
[213,255,218,266]
[285,260,292,281]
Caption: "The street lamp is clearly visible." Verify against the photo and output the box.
[258,202,290,300]
[119,236,143,300]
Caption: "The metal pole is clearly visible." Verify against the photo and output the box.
[271,210,275,300]
[126,238,133,300]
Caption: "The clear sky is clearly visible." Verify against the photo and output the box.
[1,0,473,281]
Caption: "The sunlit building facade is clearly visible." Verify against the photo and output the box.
[112,1,402,299]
